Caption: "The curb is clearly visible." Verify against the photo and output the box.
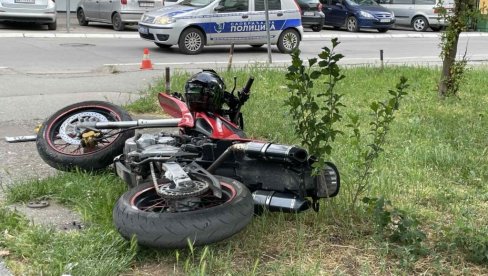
[1,32,488,39]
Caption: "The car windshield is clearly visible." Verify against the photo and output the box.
[179,0,215,7]
[345,0,378,6]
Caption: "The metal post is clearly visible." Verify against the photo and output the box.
[227,43,234,71]
[165,67,171,93]
[380,49,384,70]
[66,0,71,33]
[264,0,272,64]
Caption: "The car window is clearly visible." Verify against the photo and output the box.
[179,0,215,7]
[255,0,281,11]
[345,0,379,6]
[217,0,249,12]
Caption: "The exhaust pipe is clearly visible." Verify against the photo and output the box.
[207,142,308,173]
[245,142,308,163]
[252,190,310,213]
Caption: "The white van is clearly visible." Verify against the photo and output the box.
[378,0,454,32]
[76,0,164,31]
[138,0,303,54]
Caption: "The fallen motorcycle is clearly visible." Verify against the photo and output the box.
[35,69,340,248]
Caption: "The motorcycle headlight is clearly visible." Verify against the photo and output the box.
[359,11,374,19]
[154,16,175,25]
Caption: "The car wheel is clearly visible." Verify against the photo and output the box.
[47,21,57,30]
[277,29,300,54]
[430,26,442,32]
[77,8,89,26]
[346,16,359,32]
[250,44,264,48]
[412,16,429,32]
[112,13,125,31]
[178,28,205,55]
[311,23,324,32]
[377,28,388,33]
[155,43,172,49]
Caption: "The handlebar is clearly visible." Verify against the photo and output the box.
[242,77,254,95]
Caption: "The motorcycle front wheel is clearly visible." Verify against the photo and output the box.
[113,176,254,249]
[36,101,134,171]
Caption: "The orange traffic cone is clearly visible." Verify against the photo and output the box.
[140,48,153,70]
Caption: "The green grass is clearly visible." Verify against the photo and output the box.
[2,65,488,275]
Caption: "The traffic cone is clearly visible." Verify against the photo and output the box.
[140,48,153,70]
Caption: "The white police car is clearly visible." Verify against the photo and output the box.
[138,0,303,54]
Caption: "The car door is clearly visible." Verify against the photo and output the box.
[381,0,414,26]
[322,0,347,27]
[98,0,114,22]
[249,0,284,43]
[83,0,101,20]
[207,0,251,45]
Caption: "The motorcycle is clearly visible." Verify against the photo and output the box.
[35,69,340,249]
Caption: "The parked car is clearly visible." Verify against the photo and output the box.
[296,0,325,32]
[321,0,395,32]
[76,0,164,31]
[0,0,57,30]
[138,0,304,54]
[377,0,454,32]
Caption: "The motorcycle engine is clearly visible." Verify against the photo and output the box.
[123,133,181,161]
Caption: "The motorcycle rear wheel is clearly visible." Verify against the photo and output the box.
[36,101,134,171]
[113,176,254,249]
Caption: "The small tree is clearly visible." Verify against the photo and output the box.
[438,0,480,97]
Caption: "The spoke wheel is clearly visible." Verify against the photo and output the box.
[36,101,134,171]
[112,13,125,31]
[412,16,429,32]
[113,176,254,248]
[77,9,89,26]
[179,28,204,55]
[346,16,359,32]
[277,29,300,53]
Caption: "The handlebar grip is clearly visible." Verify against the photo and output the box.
[242,77,254,94]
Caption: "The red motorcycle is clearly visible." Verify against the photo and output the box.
[36,69,340,248]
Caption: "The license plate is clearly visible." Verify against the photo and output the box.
[303,11,314,16]
[139,1,154,7]
[380,19,390,23]
[139,26,149,34]
[14,0,35,4]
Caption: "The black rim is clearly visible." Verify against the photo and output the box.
[46,107,121,156]
[131,182,236,213]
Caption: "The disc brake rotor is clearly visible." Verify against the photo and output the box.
[59,112,109,145]
[158,180,209,199]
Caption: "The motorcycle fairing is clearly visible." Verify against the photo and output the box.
[158,93,194,128]
[195,113,246,140]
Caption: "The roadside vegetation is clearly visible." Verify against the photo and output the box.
[1,60,487,274]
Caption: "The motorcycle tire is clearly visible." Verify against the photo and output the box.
[36,101,134,171]
[113,176,254,249]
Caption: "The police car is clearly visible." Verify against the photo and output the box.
[138,0,303,54]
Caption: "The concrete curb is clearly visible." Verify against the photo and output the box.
[1,32,487,39]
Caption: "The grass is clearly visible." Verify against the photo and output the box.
[1,65,488,275]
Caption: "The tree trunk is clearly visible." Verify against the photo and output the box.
[438,32,460,97]
[438,0,466,97]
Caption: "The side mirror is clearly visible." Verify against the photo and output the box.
[214,5,224,11]
[335,3,344,8]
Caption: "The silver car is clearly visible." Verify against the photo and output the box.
[138,0,304,54]
[76,0,164,31]
[0,0,57,30]
[378,0,454,32]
